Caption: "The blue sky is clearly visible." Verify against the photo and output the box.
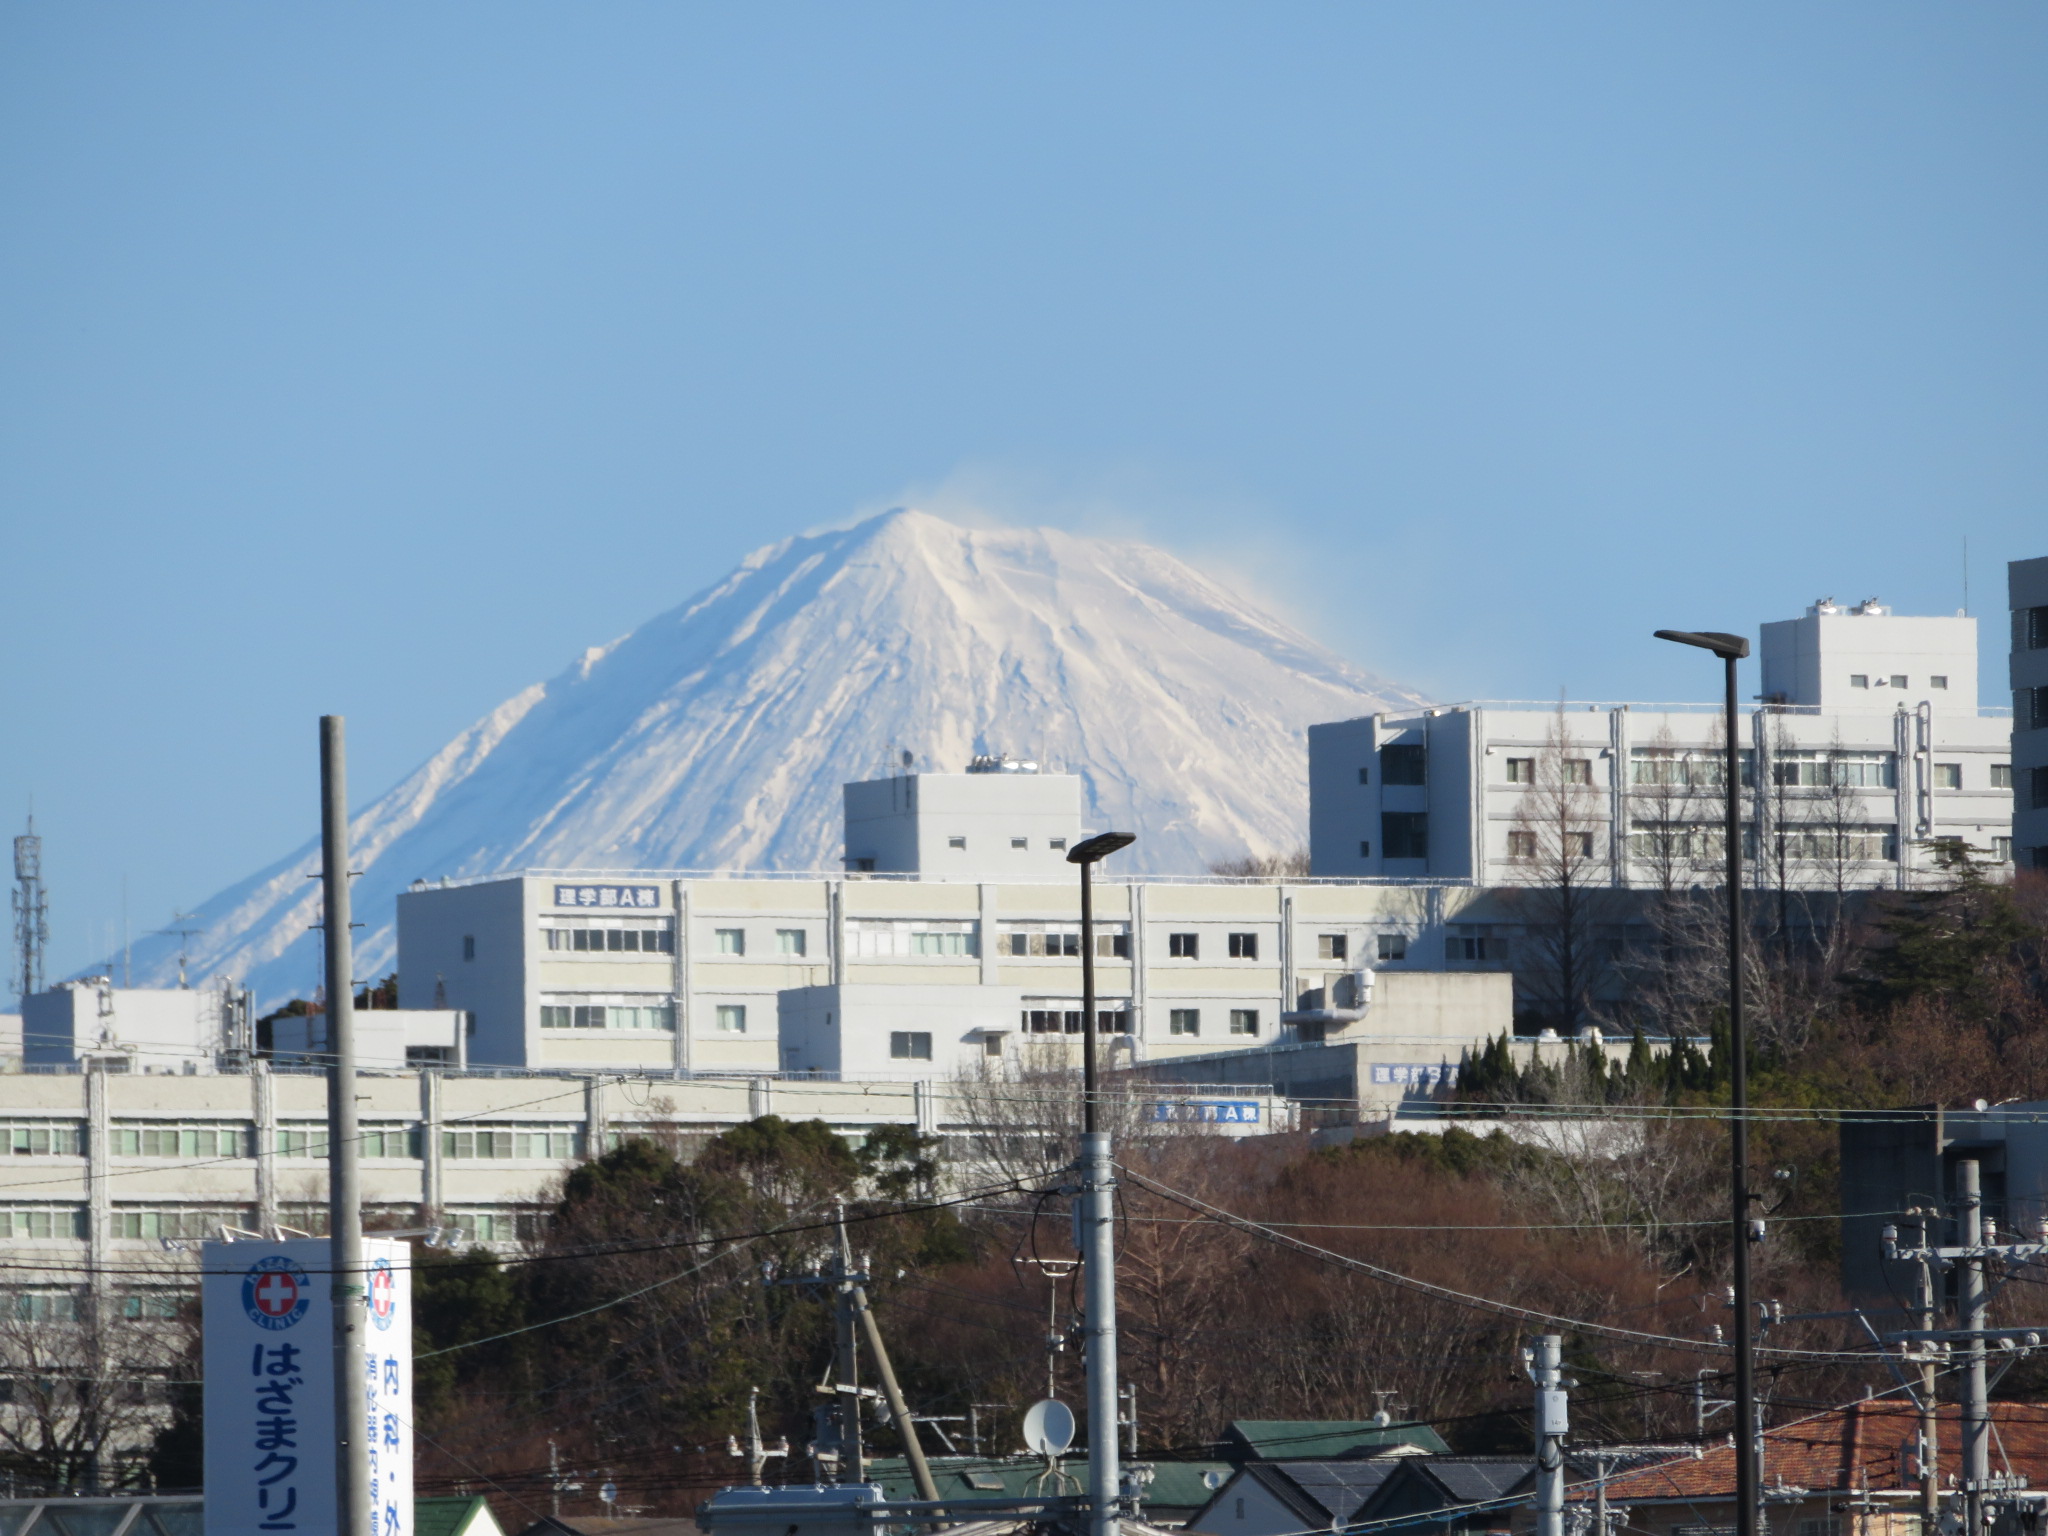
[3,4,2043,990]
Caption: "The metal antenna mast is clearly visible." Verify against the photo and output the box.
[153,911,206,989]
[12,816,48,1004]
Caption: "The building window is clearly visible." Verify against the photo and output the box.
[1993,764,2013,789]
[1229,1009,1259,1036]
[1772,752,1896,789]
[1850,674,1869,689]
[1096,1009,1131,1034]
[1930,675,1949,689]
[1050,838,1067,851]
[462,935,476,961]
[442,1125,579,1159]
[1227,932,1258,960]
[1445,935,1509,964]
[777,928,807,956]
[1382,812,1429,860]
[1566,831,1594,858]
[2026,686,2048,731]
[983,1033,1004,1057]
[1358,840,1371,857]
[1934,763,1962,790]
[544,922,675,954]
[1507,830,1536,861]
[539,1001,675,1031]
[1168,932,1199,959]
[110,1208,247,1242]
[1890,674,1908,689]
[1006,926,1095,957]
[850,919,979,958]
[1377,933,1407,962]
[1022,1008,1082,1034]
[852,857,875,872]
[1096,932,1130,958]
[1317,934,1348,962]
[0,1206,88,1241]
[890,1031,933,1061]
[1505,758,1534,784]
[2028,606,2048,650]
[948,836,967,849]
[715,1005,747,1033]
[6,1123,84,1157]
[1563,759,1593,785]
[1011,837,1028,849]
[1994,837,2014,863]
[1169,1009,1201,1037]
[1357,766,1370,785]
[715,928,745,955]
[1381,743,1426,785]
[2034,767,2048,812]
[1631,748,1738,787]
[110,1124,248,1158]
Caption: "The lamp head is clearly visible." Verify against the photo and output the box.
[1654,629,1750,661]
[1067,831,1136,866]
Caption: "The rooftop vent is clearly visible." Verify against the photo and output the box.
[966,753,1040,774]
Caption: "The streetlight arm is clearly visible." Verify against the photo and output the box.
[1654,629,1750,660]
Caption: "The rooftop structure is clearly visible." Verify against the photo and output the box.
[842,765,1083,879]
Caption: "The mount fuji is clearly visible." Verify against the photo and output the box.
[118,509,1428,1007]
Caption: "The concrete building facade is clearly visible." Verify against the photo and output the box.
[1310,601,2014,888]
[2013,556,2048,869]
[395,871,1512,1082]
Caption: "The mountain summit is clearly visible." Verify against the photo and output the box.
[125,509,1427,1005]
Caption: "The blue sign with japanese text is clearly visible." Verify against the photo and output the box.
[552,883,662,910]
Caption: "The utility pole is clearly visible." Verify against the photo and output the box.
[1883,1164,2048,1536]
[1913,1209,1941,1532]
[831,1219,865,1484]
[1960,1161,1989,1536]
[321,716,371,1536]
[1529,1333,1566,1536]
[728,1388,790,1486]
[848,1248,939,1500]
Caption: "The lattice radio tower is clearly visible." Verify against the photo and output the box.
[13,815,48,1003]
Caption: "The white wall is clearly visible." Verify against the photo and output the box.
[23,983,219,1072]
[1760,604,1978,712]
[843,771,1082,879]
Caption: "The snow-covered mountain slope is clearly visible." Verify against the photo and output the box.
[119,509,1428,1007]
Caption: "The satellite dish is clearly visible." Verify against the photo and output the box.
[1202,1471,1226,1490]
[1022,1399,1076,1457]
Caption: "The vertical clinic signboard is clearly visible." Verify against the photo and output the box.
[203,1238,413,1536]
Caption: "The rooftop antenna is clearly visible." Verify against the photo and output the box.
[12,813,48,1004]
[153,910,206,989]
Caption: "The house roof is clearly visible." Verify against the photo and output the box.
[1350,1454,1536,1528]
[1222,1420,1452,1462]
[1259,1461,1406,1523]
[1588,1401,2048,1506]
[418,1496,506,1536]
[859,1456,1234,1514]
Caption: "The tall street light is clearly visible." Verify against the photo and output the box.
[1067,828,1135,1536]
[1653,627,1755,1536]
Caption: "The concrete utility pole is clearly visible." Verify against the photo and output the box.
[321,716,371,1536]
[1530,1334,1566,1536]
[832,1217,865,1484]
[1960,1161,1990,1536]
[850,1279,939,1500]
[1913,1211,1941,1531]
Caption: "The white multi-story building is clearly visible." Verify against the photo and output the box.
[393,761,1514,1081]
[1309,600,2014,887]
[2013,557,2048,870]
[22,980,252,1074]
[395,867,1508,1082]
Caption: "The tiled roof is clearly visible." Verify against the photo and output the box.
[1587,1401,2048,1504]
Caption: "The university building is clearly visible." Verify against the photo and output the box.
[1309,599,2015,887]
